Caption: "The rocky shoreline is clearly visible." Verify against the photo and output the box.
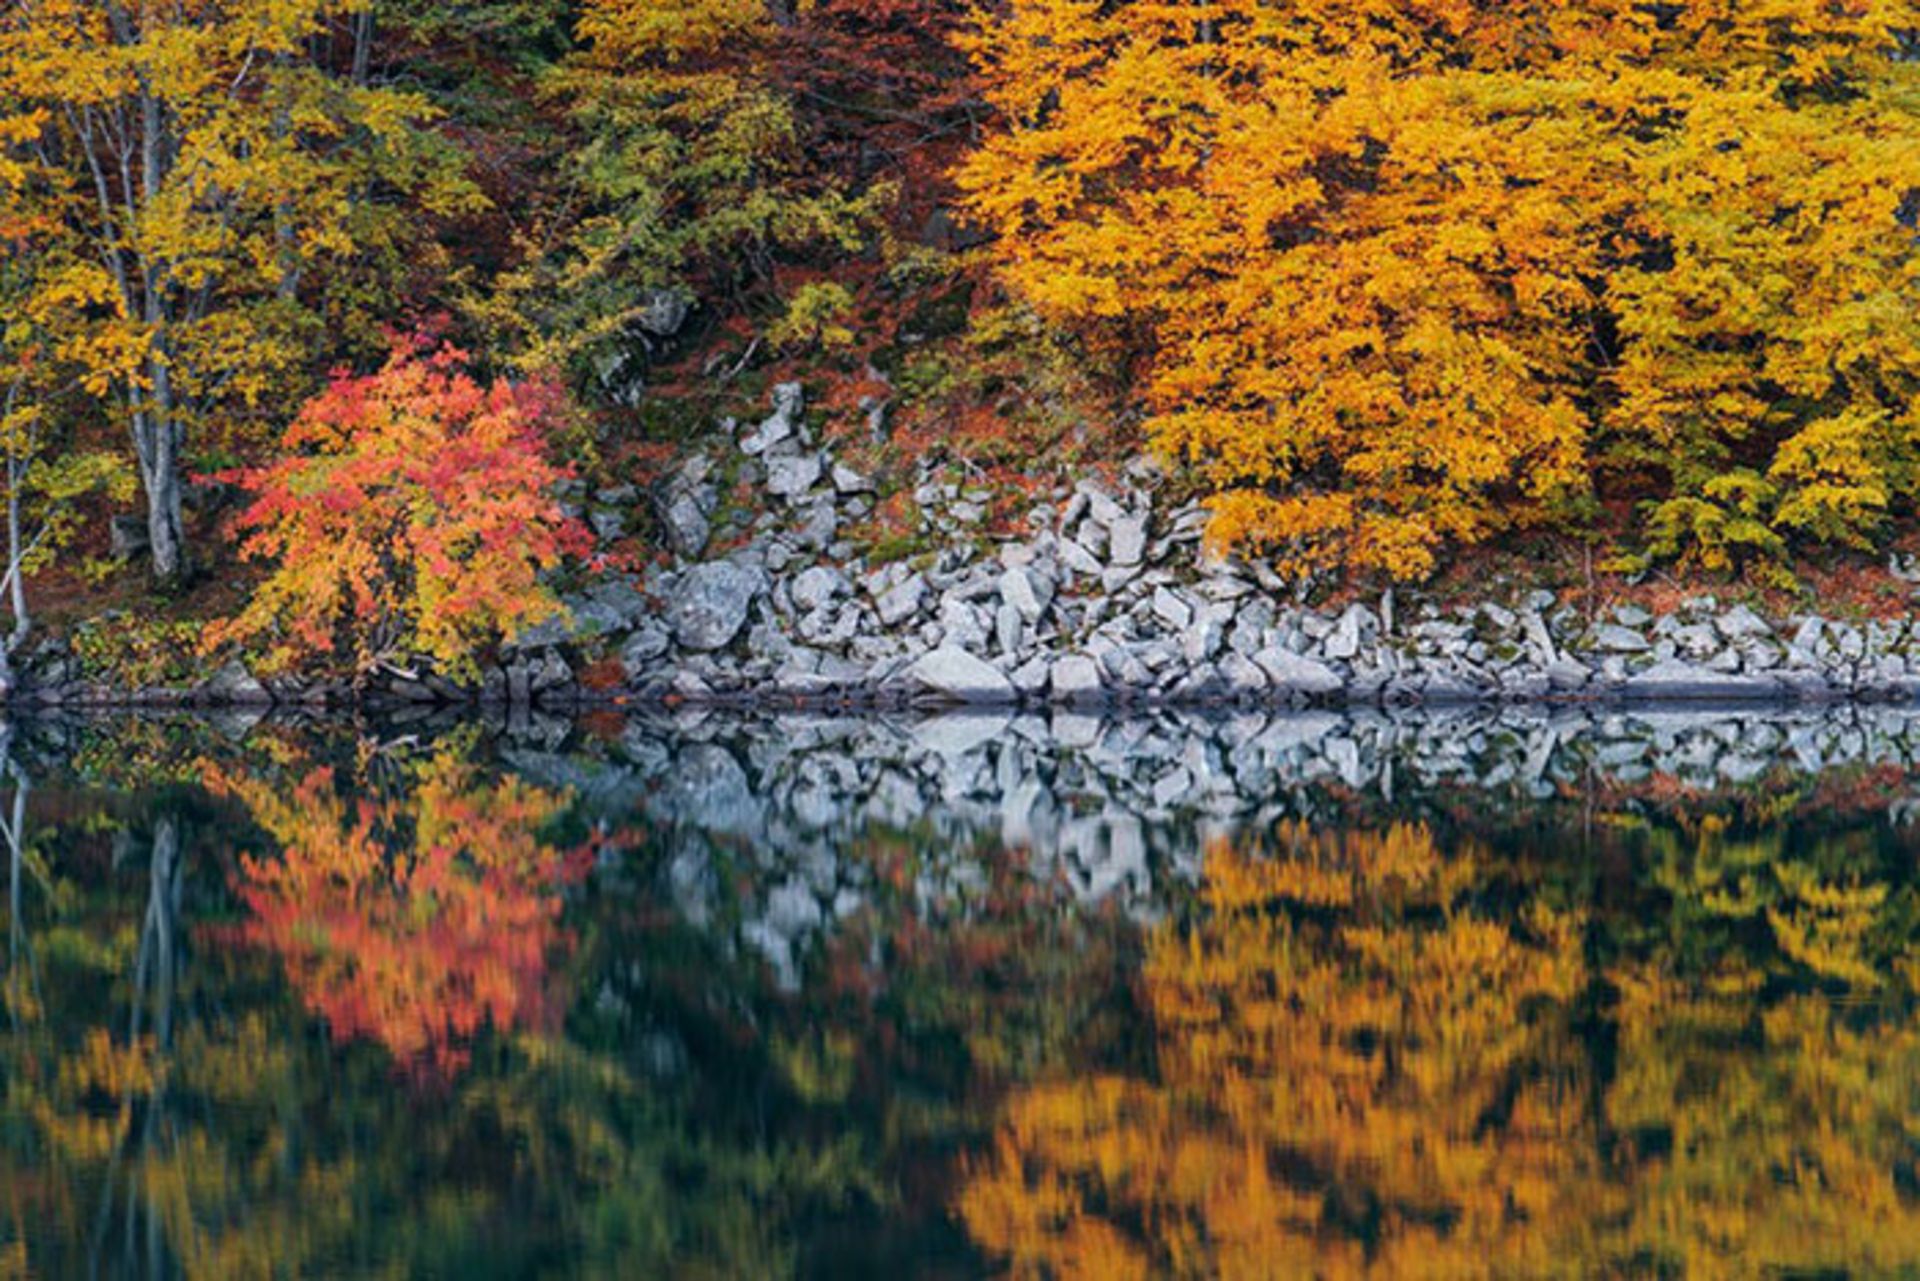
[12,384,1920,711]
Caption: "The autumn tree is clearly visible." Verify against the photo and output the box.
[473,0,888,394]
[209,341,592,679]
[0,0,476,583]
[1601,12,1920,571]
[960,0,1920,580]
[0,114,132,692]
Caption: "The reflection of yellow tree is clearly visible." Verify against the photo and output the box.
[963,817,1920,1277]
[1633,813,1907,990]
[1604,977,1920,1277]
[1603,812,1920,1276]
[0,812,364,1277]
[959,823,1595,1278]
[208,746,583,1079]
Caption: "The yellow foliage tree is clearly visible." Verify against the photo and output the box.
[0,0,476,581]
[961,0,1920,579]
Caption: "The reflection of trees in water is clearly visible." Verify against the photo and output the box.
[0,734,1145,1276]
[6,721,1918,1277]
[207,743,586,1079]
[960,818,1920,1277]
[0,778,363,1278]
[0,736,603,1276]
[960,822,1593,1278]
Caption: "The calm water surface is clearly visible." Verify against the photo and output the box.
[4,706,1920,1277]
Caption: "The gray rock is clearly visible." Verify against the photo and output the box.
[584,578,650,631]
[201,659,269,704]
[765,452,823,499]
[667,562,762,651]
[1000,567,1051,623]
[938,597,992,651]
[906,646,1016,704]
[635,289,689,338]
[1591,624,1651,653]
[995,603,1024,655]
[1252,648,1344,696]
[596,483,639,506]
[1716,604,1773,641]
[1218,651,1268,697]
[793,501,837,550]
[1622,660,1782,702]
[1058,538,1103,577]
[1078,483,1124,528]
[1009,654,1052,695]
[790,565,850,613]
[831,463,873,494]
[1152,586,1192,631]
[1703,647,1742,673]
[796,605,860,648]
[1183,612,1226,664]
[1108,516,1147,567]
[1324,605,1371,660]
[874,573,928,627]
[620,626,671,678]
[529,648,573,693]
[1050,655,1106,704]
[1521,611,1559,664]
[1792,617,1826,654]
[740,382,804,455]
[657,488,713,559]
[589,507,627,542]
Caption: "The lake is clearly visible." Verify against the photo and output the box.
[3,704,1920,1277]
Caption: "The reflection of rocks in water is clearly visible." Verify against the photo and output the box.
[489,704,1920,991]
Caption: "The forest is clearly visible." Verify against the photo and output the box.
[4,0,1920,686]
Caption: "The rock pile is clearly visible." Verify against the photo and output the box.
[15,383,1920,709]
[606,386,1920,711]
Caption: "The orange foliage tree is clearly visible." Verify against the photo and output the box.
[207,745,589,1080]
[960,0,1920,579]
[210,340,592,679]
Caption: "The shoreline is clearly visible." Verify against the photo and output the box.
[22,387,1920,715]
[7,659,1918,714]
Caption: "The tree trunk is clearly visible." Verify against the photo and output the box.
[135,73,187,586]
[9,452,30,652]
[133,409,186,584]
[351,5,374,86]
[0,384,23,695]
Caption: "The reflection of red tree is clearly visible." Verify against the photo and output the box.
[208,752,586,1080]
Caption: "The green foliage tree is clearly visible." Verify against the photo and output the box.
[470,0,888,398]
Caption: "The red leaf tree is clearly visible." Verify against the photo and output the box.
[212,340,593,678]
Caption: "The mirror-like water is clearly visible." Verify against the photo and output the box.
[3,707,1920,1277]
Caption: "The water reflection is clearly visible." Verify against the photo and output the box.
[206,741,584,1079]
[0,709,1912,1275]
[963,821,1920,1276]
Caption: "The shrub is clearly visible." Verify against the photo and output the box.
[211,341,592,679]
